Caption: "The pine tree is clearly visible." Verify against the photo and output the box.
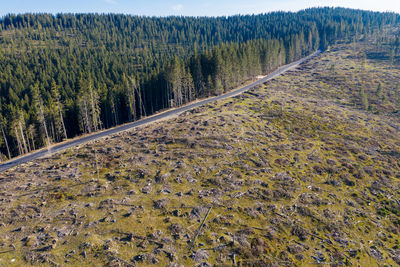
[190,55,205,98]
[123,74,136,122]
[124,75,145,120]
[182,68,195,103]
[78,92,91,134]
[88,79,102,132]
[77,77,102,133]
[77,78,101,133]
[17,110,29,153]
[27,124,36,151]
[0,10,397,156]
[168,57,184,107]
[31,83,51,147]
[50,80,68,140]
[0,114,11,159]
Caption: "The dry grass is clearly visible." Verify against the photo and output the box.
[0,35,400,266]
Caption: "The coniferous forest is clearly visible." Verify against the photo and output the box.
[0,8,398,159]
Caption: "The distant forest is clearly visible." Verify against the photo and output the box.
[0,7,398,159]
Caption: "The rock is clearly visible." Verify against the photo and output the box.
[251,237,267,257]
[169,223,184,236]
[291,225,309,241]
[172,210,181,217]
[325,179,341,187]
[153,199,169,210]
[133,254,148,262]
[198,188,223,199]
[287,244,304,254]
[326,159,337,165]
[155,171,170,184]
[190,250,209,263]
[341,174,355,186]
[197,262,211,267]
[161,237,172,244]
[186,175,197,183]
[311,252,326,263]
[120,233,134,242]
[347,249,357,258]
[392,251,400,264]
[127,190,136,195]
[81,185,97,196]
[105,173,118,182]
[190,207,209,221]
[271,172,294,182]
[137,240,149,249]
[334,237,349,246]
[274,158,289,166]
[132,169,147,179]
[297,205,314,217]
[36,243,56,252]
[148,230,162,240]
[21,235,37,247]
[185,189,194,195]
[164,250,176,262]
[363,166,375,176]
[323,209,335,219]
[313,165,324,174]
[161,184,172,194]
[369,247,383,261]
[176,161,186,169]
[142,185,152,194]
[151,257,159,264]
[98,199,114,209]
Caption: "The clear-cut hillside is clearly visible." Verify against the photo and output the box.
[0,36,400,266]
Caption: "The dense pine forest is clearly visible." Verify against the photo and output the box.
[0,7,398,159]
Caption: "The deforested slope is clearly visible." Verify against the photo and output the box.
[0,32,400,266]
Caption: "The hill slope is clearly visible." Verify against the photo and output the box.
[0,36,400,266]
[0,8,398,160]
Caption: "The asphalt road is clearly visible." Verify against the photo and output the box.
[0,51,320,173]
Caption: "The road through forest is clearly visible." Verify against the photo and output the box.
[0,51,320,173]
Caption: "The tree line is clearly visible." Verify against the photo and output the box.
[0,7,398,159]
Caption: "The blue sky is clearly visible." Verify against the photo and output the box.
[1,0,399,17]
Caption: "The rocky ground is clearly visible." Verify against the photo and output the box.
[0,37,400,266]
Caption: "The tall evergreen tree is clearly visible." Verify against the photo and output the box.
[31,83,51,147]
[0,8,398,158]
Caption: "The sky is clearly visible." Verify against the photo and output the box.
[1,0,400,17]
